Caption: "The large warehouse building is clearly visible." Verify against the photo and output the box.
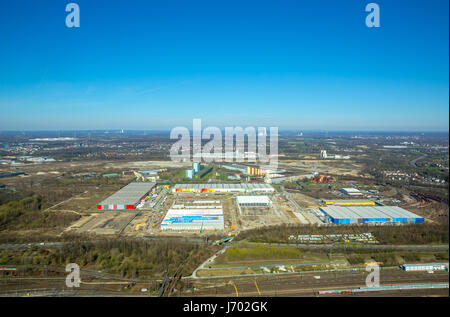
[322,199,376,206]
[237,195,272,207]
[172,183,274,194]
[161,208,224,231]
[97,182,156,210]
[319,205,425,224]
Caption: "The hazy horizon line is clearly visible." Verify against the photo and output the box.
[0,129,448,134]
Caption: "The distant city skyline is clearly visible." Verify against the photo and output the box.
[0,0,448,131]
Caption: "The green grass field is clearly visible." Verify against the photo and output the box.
[212,242,347,267]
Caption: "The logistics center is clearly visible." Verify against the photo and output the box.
[319,205,425,224]
[97,182,156,210]
[161,208,224,231]
[172,183,274,193]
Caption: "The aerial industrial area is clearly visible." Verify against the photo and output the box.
[0,130,448,297]
[0,0,447,310]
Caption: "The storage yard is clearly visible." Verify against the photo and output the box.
[237,194,299,230]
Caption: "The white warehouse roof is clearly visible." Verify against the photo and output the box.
[161,208,224,231]
[173,183,274,192]
[340,188,361,194]
[99,182,156,206]
[320,205,425,224]
[236,195,272,205]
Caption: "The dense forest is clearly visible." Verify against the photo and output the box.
[0,239,217,279]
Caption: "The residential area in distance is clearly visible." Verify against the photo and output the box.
[0,130,448,297]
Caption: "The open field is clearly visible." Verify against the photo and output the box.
[74,211,139,235]
[278,160,365,177]
[192,241,449,279]
[237,196,298,230]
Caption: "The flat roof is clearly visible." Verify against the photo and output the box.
[402,262,448,267]
[164,208,223,216]
[340,188,360,192]
[237,195,272,204]
[162,208,224,225]
[320,205,423,220]
[173,183,274,190]
[100,182,156,205]
[323,199,375,203]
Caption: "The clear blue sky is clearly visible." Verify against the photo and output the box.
[0,0,448,131]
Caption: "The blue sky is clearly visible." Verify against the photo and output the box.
[0,0,448,131]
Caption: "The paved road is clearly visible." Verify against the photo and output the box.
[410,155,425,167]
[281,187,323,224]
[44,191,88,212]
[190,245,230,279]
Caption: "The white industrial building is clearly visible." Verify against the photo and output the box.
[236,195,272,207]
[319,205,425,224]
[97,182,156,210]
[160,208,224,231]
[172,183,274,194]
[340,188,363,196]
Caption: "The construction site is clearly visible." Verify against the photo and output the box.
[61,168,433,239]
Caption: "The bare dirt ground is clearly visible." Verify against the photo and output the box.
[235,195,299,231]
[279,159,366,177]
[289,192,320,209]
[73,211,139,235]
[103,160,191,170]
[50,184,129,213]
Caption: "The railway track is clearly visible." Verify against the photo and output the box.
[190,270,449,297]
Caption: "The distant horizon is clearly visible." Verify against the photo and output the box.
[0,128,448,134]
